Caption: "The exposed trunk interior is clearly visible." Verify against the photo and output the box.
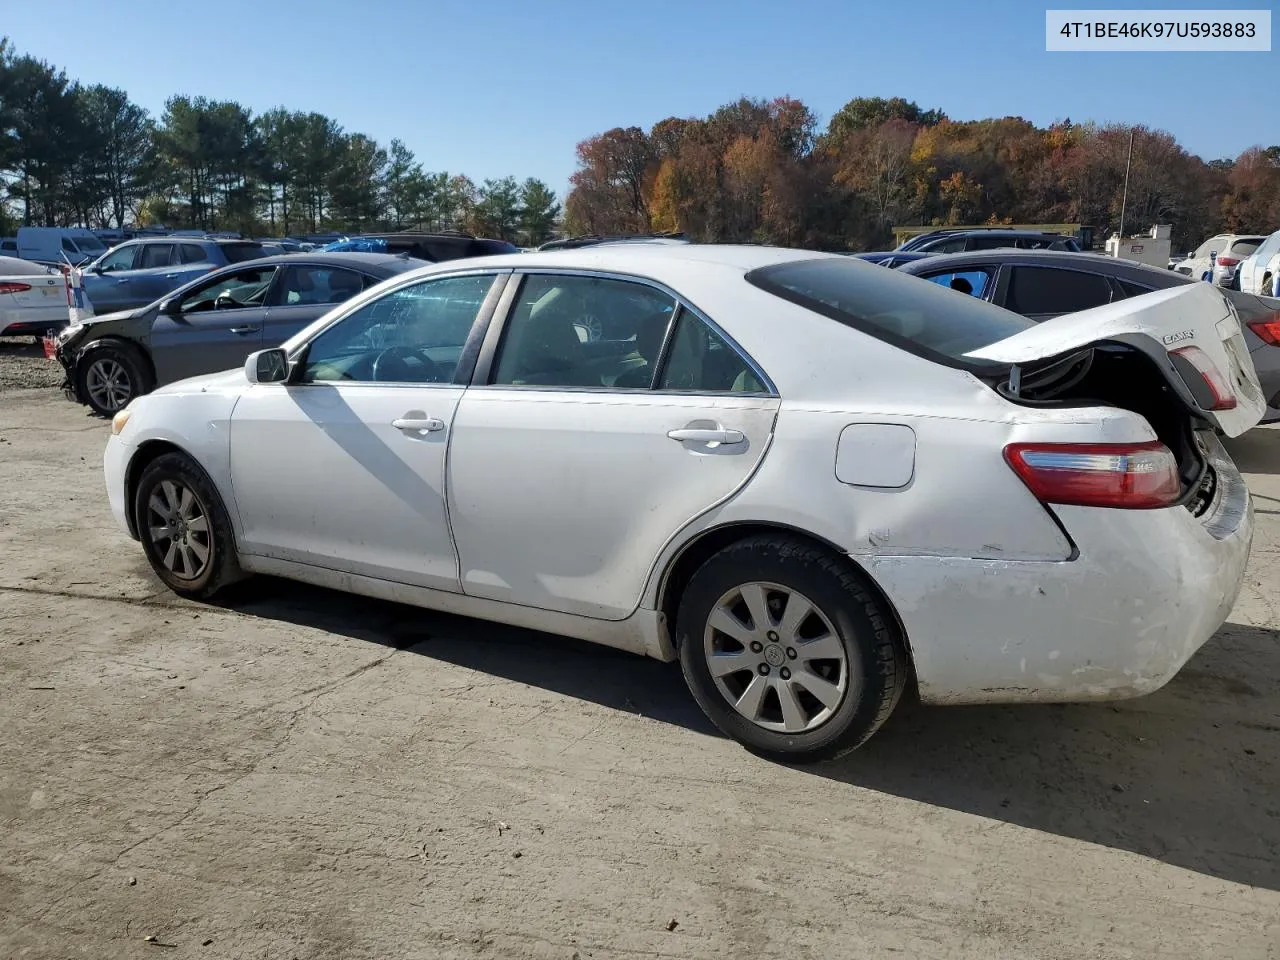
[990,344,1217,515]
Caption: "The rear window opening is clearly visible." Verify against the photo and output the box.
[993,345,1213,511]
[1230,239,1264,256]
[220,242,266,263]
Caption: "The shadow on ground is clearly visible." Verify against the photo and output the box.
[1225,427,1280,476]
[220,577,1280,892]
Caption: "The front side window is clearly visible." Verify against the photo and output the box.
[97,244,138,273]
[1113,277,1156,300]
[177,266,278,314]
[1004,267,1113,315]
[922,269,993,299]
[927,237,967,254]
[492,274,676,388]
[967,235,1017,251]
[280,266,366,306]
[300,273,496,384]
[657,307,768,393]
[138,244,174,269]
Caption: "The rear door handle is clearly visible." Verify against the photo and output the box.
[392,417,446,433]
[229,325,260,335]
[667,427,744,444]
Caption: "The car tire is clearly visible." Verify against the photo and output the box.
[675,536,906,763]
[134,452,244,600]
[77,340,152,417]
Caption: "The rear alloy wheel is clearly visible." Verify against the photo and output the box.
[677,537,906,762]
[77,342,150,417]
[134,453,243,599]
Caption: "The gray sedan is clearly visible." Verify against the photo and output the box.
[55,253,423,416]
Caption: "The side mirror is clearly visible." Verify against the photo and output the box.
[245,348,289,385]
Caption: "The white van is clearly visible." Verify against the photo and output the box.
[16,227,109,266]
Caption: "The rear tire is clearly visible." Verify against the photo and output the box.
[77,340,152,417]
[134,452,244,600]
[675,536,906,763]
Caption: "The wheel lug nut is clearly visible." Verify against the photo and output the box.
[767,631,779,642]
[757,664,770,676]
[780,667,791,680]
[749,641,763,653]
[786,647,797,659]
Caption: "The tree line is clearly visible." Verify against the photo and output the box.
[565,95,1280,252]
[0,38,561,244]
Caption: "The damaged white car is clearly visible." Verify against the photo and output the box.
[102,246,1265,762]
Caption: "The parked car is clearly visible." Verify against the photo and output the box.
[78,237,274,315]
[1237,229,1280,297]
[16,226,110,266]
[323,232,519,261]
[1174,233,1267,285]
[0,257,70,338]
[851,251,935,268]
[102,245,1264,762]
[896,229,1082,254]
[537,233,689,251]
[55,252,420,416]
[895,249,1280,422]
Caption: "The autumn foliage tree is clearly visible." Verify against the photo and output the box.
[566,94,1272,253]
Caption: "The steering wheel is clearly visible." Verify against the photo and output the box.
[370,345,443,383]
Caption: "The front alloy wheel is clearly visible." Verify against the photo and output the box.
[144,478,212,582]
[84,356,134,413]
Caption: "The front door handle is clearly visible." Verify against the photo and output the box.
[392,417,446,433]
[229,325,260,335]
[667,426,745,445]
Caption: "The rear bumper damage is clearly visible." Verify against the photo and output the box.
[863,438,1253,705]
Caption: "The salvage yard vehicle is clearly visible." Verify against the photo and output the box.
[56,252,421,416]
[1237,228,1280,297]
[79,236,272,314]
[1175,233,1267,286]
[0,257,71,339]
[896,249,1280,423]
[104,245,1265,762]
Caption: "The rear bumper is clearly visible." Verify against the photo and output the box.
[863,440,1253,705]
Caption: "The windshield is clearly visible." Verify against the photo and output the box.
[746,257,1035,362]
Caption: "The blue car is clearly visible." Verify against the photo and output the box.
[82,237,269,313]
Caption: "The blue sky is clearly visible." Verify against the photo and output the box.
[3,0,1276,195]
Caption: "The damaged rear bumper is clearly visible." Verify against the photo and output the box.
[862,440,1253,705]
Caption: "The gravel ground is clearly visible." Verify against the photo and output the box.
[0,339,65,392]
[1,384,1279,959]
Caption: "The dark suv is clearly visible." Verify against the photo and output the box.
[897,230,1082,254]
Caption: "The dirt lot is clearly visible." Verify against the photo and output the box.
[2,341,1279,959]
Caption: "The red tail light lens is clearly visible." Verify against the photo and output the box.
[1216,256,1240,268]
[0,282,32,294]
[1247,316,1280,346]
[1171,345,1237,410]
[1004,441,1181,509]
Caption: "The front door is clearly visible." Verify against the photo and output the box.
[447,272,780,621]
[83,243,141,312]
[262,262,371,346]
[149,265,279,384]
[228,272,503,590]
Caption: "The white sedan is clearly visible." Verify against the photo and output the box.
[103,245,1265,761]
[0,256,69,338]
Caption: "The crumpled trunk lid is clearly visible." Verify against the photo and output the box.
[966,282,1266,436]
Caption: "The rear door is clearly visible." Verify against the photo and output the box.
[968,282,1266,436]
[149,265,278,384]
[447,271,779,621]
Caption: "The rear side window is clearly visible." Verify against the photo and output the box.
[1004,267,1113,315]
[219,242,265,264]
[926,237,966,254]
[967,235,1018,251]
[180,244,208,264]
[138,244,174,269]
[922,269,993,298]
[657,307,768,394]
[746,258,1035,362]
[1112,278,1155,300]
[1230,239,1263,256]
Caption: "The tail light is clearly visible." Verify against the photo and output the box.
[1004,441,1181,509]
[1216,256,1240,268]
[1247,315,1280,346]
[1171,344,1237,410]
[0,282,32,294]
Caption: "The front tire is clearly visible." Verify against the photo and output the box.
[134,453,243,600]
[77,341,152,417]
[676,536,906,763]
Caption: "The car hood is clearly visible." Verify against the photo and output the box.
[966,282,1266,437]
[151,367,248,398]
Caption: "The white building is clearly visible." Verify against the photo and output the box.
[1105,224,1172,268]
